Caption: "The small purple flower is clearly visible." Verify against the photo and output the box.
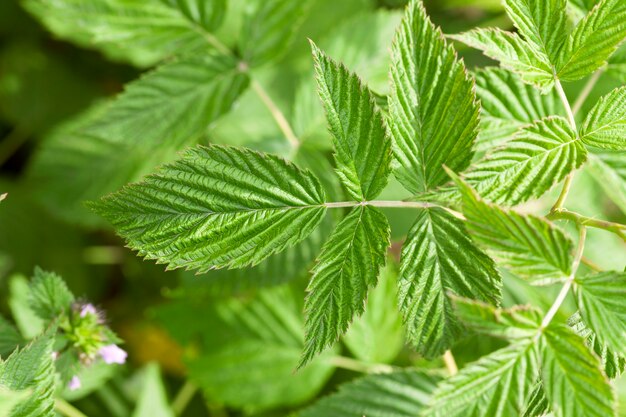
[68,376,81,391]
[99,344,127,364]
[80,303,97,318]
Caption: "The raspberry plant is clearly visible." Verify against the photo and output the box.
[2,0,625,416]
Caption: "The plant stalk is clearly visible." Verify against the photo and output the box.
[55,399,88,417]
[324,200,464,218]
[547,209,626,241]
[172,380,198,416]
[251,80,300,148]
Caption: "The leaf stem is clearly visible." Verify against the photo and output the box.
[324,200,464,218]
[250,79,300,148]
[572,70,603,116]
[55,399,88,417]
[443,350,458,376]
[546,209,626,241]
[540,226,587,330]
[172,380,198,416]
[329,356,394,374]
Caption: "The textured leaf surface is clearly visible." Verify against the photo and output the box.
[449,28,554,91]
[301,206,390,366]
[311,43,392,201]
[388,0,479,194]
[586,150,626,214]
[451,173,573,283]
[556,0,626,81]
[580,87,626,150]
[466,117,587,205]
[29,267,74,321]
[299,370,438,417]
[0,315,22,357]
[575,271,626,356]
[92,145,327,272]
[474,68,563,151]
[540,324,615,417]
[424,341,539,417]
[398,207,501,358]
[160,0,226,31]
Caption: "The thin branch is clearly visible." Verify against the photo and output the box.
[547,209,626,241]
[572,70,603,116]
[172,380,198,416]
[581,256,602,272]
[324,200,464,219]
[55,399,88,417]
[250,80,300,148]
[443,350,458,376]
[551,80,577,213]
[540,226,587,330]
[329,356,394,374]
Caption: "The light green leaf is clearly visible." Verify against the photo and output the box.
[474,67,564,151]
[0,315,22,357]
[424,341,540,417]
[0,386,30,416]
[132,363,174,417]
[301,206,390,367]
[238,0,307,67]
[343,263,404,364]
[556,0,626,81]
[160,0,226,31]
[586,150,626,214]
[522,382,550,417]
[398,207,501,358]
[502,0,568,62]
[540,324,615,417]
[465,117,587,205]
[450,172,574,284]
[453,297,542,339]
[299,370,438,417]
[388,0,479,194]
[91,145,327,272]
[580,87,626,150]
[29,267,74,321]
[449,28,554,92]
[311,42,392,201]
[8,276,43,339]
[574,271,626,356]
[188,285,335,412]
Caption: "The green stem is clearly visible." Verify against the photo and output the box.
[55,399,88,417]
[572,70,603,116]
[551,79,577,213]
[250,80,300,148]
[172,380,198,416]
[547,209,626,241]
[443,350,458,376]
[324,200,464,219]
[329,356,394,374]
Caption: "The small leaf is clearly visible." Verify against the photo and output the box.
[132,363,175,417]
[310,42,392,201]
[28,267,74,321]
[388,0,479,194]
[574,271,626,356]
[91,145,327,272]
[301,205,390,367]
[580,87,626,150]
[465,116,587,205]
[299,370,439,417]
[398,208,501,358]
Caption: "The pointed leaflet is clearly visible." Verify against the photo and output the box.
[91,145,327,272]
[388,0,479,194]
[449,171,573,284]
[540,324,615,417]
[28,267,74,321]
[398,208,501,358]
[310,43,392,201]
[300,370,438,417]
[301,206,390,367]
[449,29,554,92]
[580,87,626,150]
[556,0,626,81]
[502,0,568,62]
[424,341,540,417]
[574,271,626,356]
[465,117,587,205]
[474,68,564,151]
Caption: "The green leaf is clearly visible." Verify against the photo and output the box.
[449,172,574,284]
[91,145,327,272]
[310,42,392,201]
[606,43,626,82]
[574,271,626,356]
[160,0,226,31]
[301,205,390,367]
[299,370,438,417]
[502,0,568,62]
[465,117,587,205]
[8,276,44,339]
[0,315,22,357]
[238,0,308,67]
[453,297,542,339]
[0,386,30,417]
[388,0,479,194]
[28,267,74,321]
[187,285,335,412]
[474,67,564,151]
[569,312,625,379]
[424,341,540,417]
[343,263,404,364]
[580,87,626,150]
[132,363,174,417]
[586,150,626,214]
[556,0,626,81]
[522,382,550,417]
[449,28,554,92]
[0,332,56,417]
[398,207,501,358]
[540,324,615,417]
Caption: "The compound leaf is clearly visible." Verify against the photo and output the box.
[91,145,327,272]
[580,87,626,150]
